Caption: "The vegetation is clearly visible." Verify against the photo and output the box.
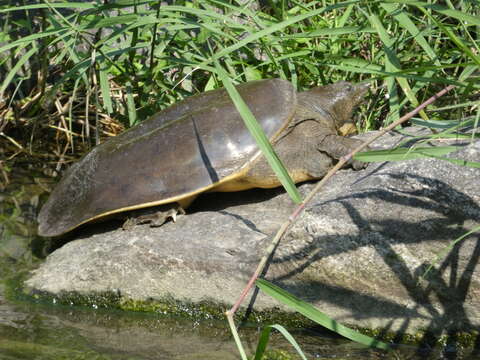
[1,0,478,161]
[1,0,479,359]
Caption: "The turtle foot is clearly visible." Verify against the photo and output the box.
[122,204,186,231]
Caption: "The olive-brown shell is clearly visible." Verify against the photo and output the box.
[38,79,296,237]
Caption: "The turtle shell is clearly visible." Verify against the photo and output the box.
[38,79,296,237]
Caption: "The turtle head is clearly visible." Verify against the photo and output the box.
[304,81,369,134]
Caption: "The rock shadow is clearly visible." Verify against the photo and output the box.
[267,172,480,356]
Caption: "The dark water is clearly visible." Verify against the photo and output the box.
[0,169,476,360]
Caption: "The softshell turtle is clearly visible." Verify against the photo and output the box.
[38,79,368,237]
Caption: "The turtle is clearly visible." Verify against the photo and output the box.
[37,79,369,237]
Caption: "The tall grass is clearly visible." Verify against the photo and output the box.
[1,0,478,156]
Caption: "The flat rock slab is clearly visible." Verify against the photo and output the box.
[26,128,480,334]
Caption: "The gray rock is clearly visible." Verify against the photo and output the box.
[26,127,480,334]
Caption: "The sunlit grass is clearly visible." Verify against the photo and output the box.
[0,0,478,152]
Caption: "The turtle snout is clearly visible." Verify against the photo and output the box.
[354,82,371,97]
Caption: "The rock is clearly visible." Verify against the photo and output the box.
[26,127,480,334]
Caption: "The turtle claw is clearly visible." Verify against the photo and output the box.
[168,206,186,223]
[150,206,186,226]
[122,218,136,231]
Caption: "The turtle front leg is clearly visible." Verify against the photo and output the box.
[317,134,367,170]
[122,203,186,230]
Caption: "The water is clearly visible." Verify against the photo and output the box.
[0,283,404,360]
[0,294,241,360]
[0,294,421,360]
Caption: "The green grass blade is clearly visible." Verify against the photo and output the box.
[433,157,480,168]
[268,325,308,360]
[215,63,302,204]
[354,146,459,162]
[254,325,308,360]
[430,133,480,139]
[203,1,360,66]
[99,66,113,114]
[337,3,354,29]
[380,3,438,63]
[226,315,248,360]
[47,43,149,97]
[411,118,473,129]
[160,5,250,29]
[0,2,95,12]
[86,14,139,29]
[0,28,72,53]
[256,279,391,350]
[45,12,90,88]
[286,26,375,38]
[422,225,480,280]
[253,326,272,360]
[69,76,82,149]
[442,26,480,67]
[95,0,151,8]
[0,46,37,96]
[368,13,425,120]
[385,1,480,26]
[474,106,480,142]
[411,2,480,67]
[431,101,480,112]
[368,14,399,124]
[459,64,480,82]
[126,81,137,126]
[94,15,180,48]
[328,64,472,87]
